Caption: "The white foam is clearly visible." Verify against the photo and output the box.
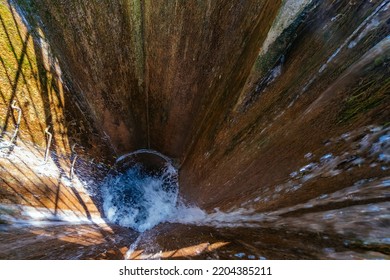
[102,163,179,232]
[0,203,106,227]
[168,203,271,228]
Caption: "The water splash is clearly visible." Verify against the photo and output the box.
[101,125,389,247]
[101,163,179,232]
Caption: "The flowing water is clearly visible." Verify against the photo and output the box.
[101,153,179,232]
[98,125,390,259]
[0,0,389,260]
[0,126,389,259]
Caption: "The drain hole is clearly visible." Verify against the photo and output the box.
[101,150,178,232]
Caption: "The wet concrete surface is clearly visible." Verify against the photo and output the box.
[0,0,389,259]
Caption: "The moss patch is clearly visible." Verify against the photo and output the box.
[338,54,390,123]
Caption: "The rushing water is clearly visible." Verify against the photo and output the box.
[101,151,179,232]
[97,124,389,260]
[1,126,389,259]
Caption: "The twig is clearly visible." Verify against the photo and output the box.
[10,100,22,144]
[44,126,52,162]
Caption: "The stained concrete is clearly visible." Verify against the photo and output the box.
[0,0,389,259]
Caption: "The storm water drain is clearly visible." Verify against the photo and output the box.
[101,150,179,232]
